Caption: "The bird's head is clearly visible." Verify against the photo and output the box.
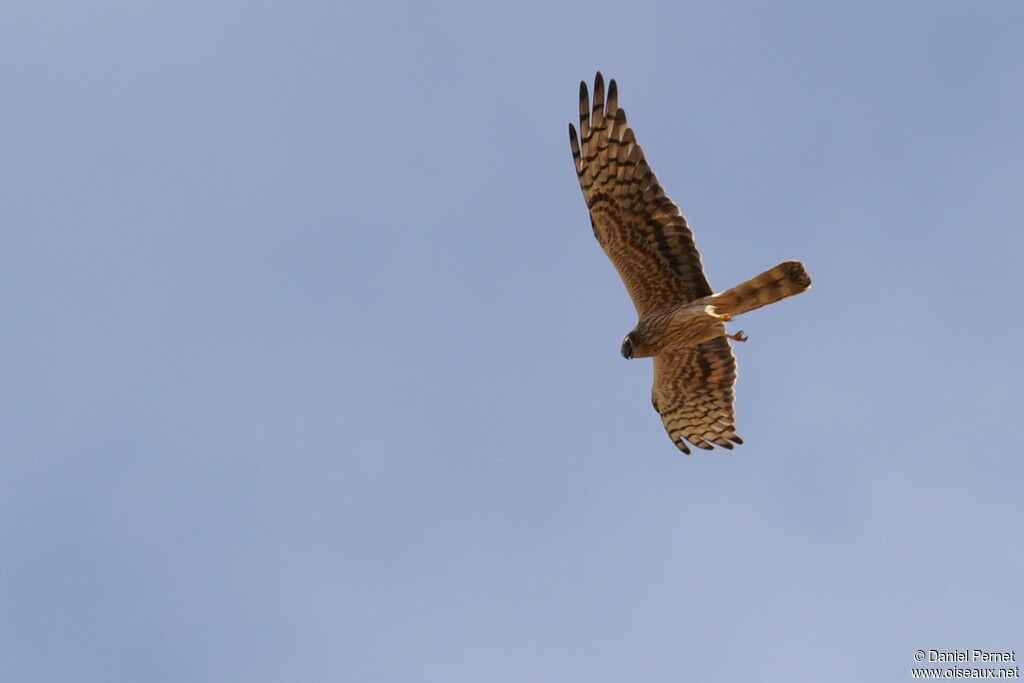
[620,333,635,359]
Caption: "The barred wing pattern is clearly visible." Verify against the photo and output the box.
[569,72,742,454]
[568,73,712,315]
[652,338,742,454]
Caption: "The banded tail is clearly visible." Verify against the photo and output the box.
[712,260,811,317]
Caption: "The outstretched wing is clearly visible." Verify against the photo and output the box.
[569,72,712,316]
[652,338,743,454]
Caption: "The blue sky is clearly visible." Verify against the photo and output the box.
[2,2,1022,681]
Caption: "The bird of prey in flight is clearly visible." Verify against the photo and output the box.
[569,72,811,453]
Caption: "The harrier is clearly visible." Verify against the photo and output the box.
[568,73,811,454]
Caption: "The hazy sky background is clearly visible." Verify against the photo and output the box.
[3,2,1022,681]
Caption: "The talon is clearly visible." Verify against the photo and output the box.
[720,313,733,321]
[728,331,747,342]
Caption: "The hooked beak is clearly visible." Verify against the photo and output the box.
[620,337,634,359]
